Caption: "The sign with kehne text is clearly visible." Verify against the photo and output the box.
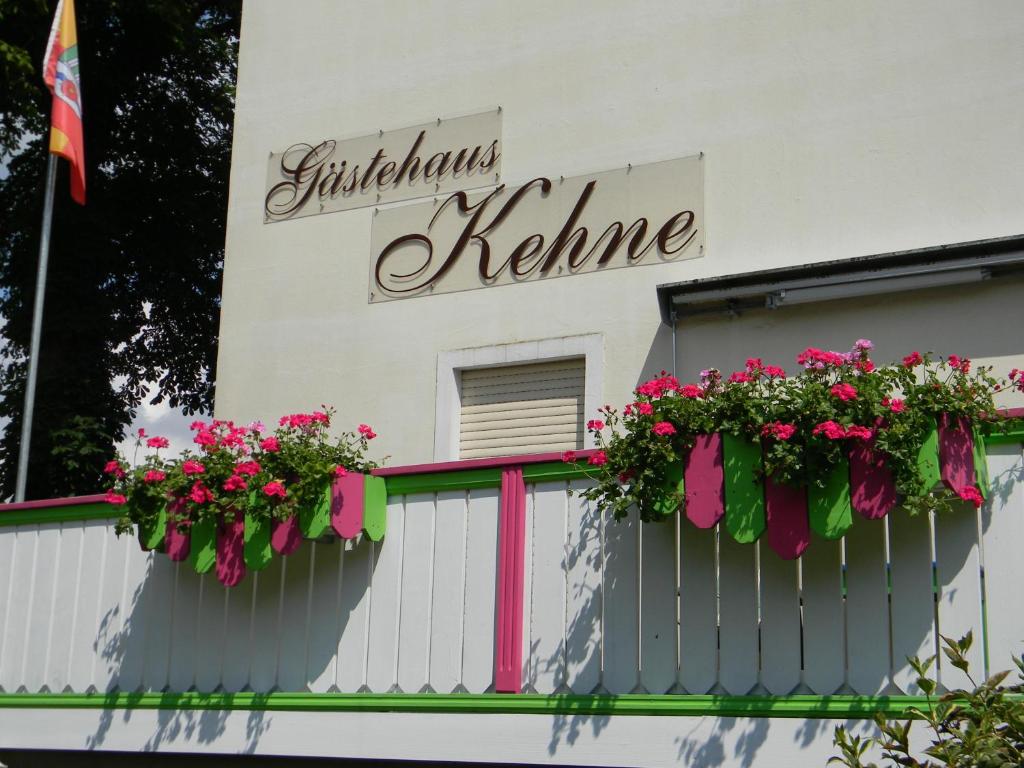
[369,155,704,301]
[264,109,502,222]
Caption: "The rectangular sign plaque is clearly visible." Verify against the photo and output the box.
[264,109,502,223]
[368,155,704,301]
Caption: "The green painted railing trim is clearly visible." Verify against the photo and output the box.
[300,485,332,539]
[382,468,502,496]
[721,433,766,543]
[521,461,592,484]
[0,691,1008,719]
[188,516,216,574]
[916,420,941,496]
[808,458,853,540]
[0,502,111,528]
[652,460,685,518]
[363,474,387,541]
[243,512,272,571]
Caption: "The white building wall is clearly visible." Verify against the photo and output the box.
[215,0,1024,464]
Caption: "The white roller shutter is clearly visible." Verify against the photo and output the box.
[459,359,585,459]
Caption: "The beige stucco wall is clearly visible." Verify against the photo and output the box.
[215,0,1024,464]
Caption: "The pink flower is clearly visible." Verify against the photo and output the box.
[182,459,206,475]
[259,437,280,452]
[854,339,874,351]
[137,427,147,438]
[311,410,330,424]
[635,402,653,416]
[761,422,796,441]
[635,373,680,399]
[812,421,847,440]
[247,420,266,434]
[588,451,608,466]
[223,474,248,492]
[334,465,348,477]
[958,486,983,509]
[884,397,906,413]
[561,450,578,463]
[193,430,217,447]
[948,354,971,374]
[797,347,846,368]
[358,424,377,440]
[233,461,261,476]
[763,365,786,379]
[146,436,170,449]
[623,404,633,417]
[728,371,754,384]
[587,419,605,431]
[830,383,858,401]
[188,481,214,505]
[652,421,676,436]
[262,481,287,499]
[903,351,923,367]
[745,358,763,373]
[189,420,208,431]
[143,470,166,484]
[104,490,127,506]
[679,384,702,398]
[845,425,874,440]
[104,460,126,479]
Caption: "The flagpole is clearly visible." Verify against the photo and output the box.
[14,153,59,502]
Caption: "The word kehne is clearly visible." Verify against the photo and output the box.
[265,131,501,219]
[374,177,699,295]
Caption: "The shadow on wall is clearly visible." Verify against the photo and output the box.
[86,534,381,754]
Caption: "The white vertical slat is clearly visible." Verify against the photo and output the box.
[193,573,228,692]
[140,552,176,691]
[220,572,255,692]
[461,487,499,693]
[248,552,286,692]
[0,528,18,692]
[92,531,132,692]
[717,534,758,695]
[565,480,601,694]
[46,521,85,692]
[276,539,316,691]
[366,496,406,692]
[519,481,535,693]
[336,538,373,692]
[307,540,345,693]
[23,523,60,692]
[0,527,34,691]
[980,445,1024,679]
[800,540,845,695]
[110,533,149,692]
[678,524,717,694]
[844,520,892,695]
[759,553,801,695]
[934,505,984,691]
[601,506,638,694]
[398,494,437,693]
[889,511,937,694]
[527,481,568,694]
[167,567,201,692]
[66,521,109,693]
[429,492,468,694]
[640,520,677,694]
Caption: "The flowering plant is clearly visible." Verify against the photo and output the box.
[104,408,381,536]
[579,341,1021,522]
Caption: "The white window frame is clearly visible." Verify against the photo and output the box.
[434,334,604,462]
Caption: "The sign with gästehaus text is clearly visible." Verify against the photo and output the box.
[264,109,501,222]
[369,155,704,301]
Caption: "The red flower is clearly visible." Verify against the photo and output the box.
[137,427,147,438]
[334,465,348,477]
[146,436,170,449]
[561,450,578,463]
[104,490,127,506]
[761,422,796,441]
[845,425,874,440]
[233,461,261,476]
[182,459,206,475]
[902,351,923,367]
[262,481,287,499]
[763,365,786,379]
[143,470,166,484]
[948,355,970,374]
[812,421,847,440]
[958,486,983,508]
[728,371,754,384]
[588,451,608,466]
[104,460,126,479]
[358,424,377,440]
[223,474,248,492]
[637,402,654,416]
[188,481,214,505]
[745,358,763,373]
[883,397,906,413]
[679,384,702,398]
[830,383,858,401]
[259,437,280,452]
[652,422,676,436]
[587,419,605,431]
[193,430,217,447]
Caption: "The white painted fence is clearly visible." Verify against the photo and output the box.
[1,445,1022,697]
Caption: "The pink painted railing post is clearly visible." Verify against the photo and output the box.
[494,466,526,694]
[938,413,976,496]
[684,433,725,528]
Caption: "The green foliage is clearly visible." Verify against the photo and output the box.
[831,633,1024,768]
[105,409,381,536]
[577,342,1010,522]
[0,0,240,500]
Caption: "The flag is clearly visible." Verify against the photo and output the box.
[43,0,85,204]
